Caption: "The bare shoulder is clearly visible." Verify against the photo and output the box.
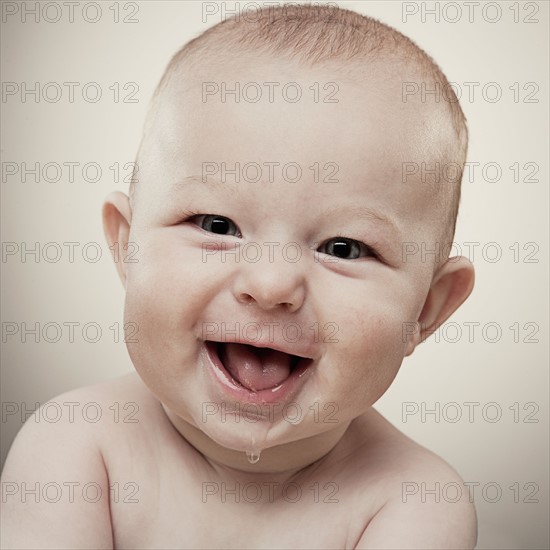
[3,372,162,457]
[0,373,156,550]
[350,409,477,549]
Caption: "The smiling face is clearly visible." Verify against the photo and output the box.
[117,54,459,456]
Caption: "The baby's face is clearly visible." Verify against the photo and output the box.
[122,56,448,454]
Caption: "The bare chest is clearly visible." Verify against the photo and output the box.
[108,457,368,549]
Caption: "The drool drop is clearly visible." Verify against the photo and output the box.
[245,450,261,464]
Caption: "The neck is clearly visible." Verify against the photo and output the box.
[162,404,352,483]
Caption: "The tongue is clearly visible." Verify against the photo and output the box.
[221,343,292,391]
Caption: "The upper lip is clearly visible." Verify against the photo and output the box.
[205,338,317,361]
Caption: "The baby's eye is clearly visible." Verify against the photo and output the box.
[318,237,376,260]
[192,214,241,237]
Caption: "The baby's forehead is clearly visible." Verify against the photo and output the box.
[151,101,442,229]
[153,60,446,176]
[161,52,449,140]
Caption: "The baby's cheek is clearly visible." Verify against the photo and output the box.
[342,309,410,401]
[125,236,208,320]
[122,244,197,370]
[346,302,409,352]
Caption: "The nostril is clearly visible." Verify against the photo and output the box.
[237,293,254,304]
[235,292,298,311]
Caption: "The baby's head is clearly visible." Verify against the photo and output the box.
[103,5,474,463]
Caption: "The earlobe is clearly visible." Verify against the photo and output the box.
[405,256,475,356]
[102,192,132,287]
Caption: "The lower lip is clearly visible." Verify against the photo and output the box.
[203,341,314,405]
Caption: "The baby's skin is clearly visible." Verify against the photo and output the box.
[1,53,477,549]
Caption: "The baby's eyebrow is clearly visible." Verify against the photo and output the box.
[172,175,230,192]
[319,205,398,234]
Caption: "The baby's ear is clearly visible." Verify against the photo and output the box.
[102,192,132,287]
[405,256,475,356]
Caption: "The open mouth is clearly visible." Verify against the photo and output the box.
[206,341,312,392]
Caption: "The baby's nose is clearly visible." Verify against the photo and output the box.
[232,252,306,313]
[235,288,305,313]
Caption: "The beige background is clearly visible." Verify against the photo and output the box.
[1,1,548,548]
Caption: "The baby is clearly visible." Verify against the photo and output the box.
[1,4,477,549]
